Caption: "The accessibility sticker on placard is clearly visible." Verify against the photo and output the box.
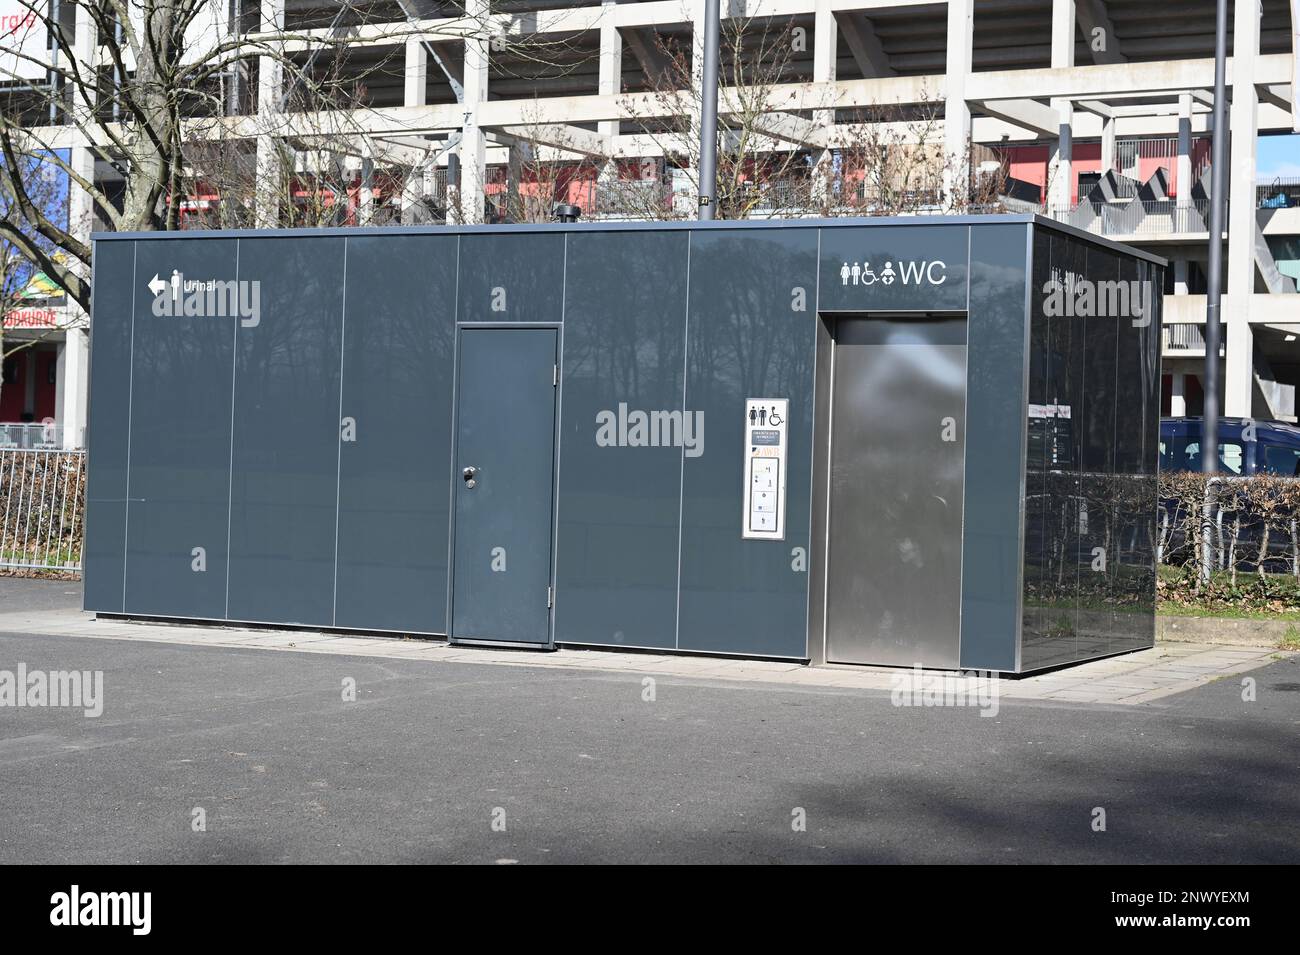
[742,398,788,540]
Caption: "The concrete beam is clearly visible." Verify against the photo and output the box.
[837,12,895,79]
[965,54,1292,100]
[1258,83,1294,113]
[1166,294,1300,326]
[246,0,945,52]
[1076,0,1125,65]
[622,26,672,86]
[975,98,1061,137]
[496,123,610,156]
[1076,99,1113,118]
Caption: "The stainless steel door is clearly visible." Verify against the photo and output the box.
[451,327,558,646]
[825,317,967,667]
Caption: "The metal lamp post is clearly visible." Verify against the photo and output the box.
[1200,0,1229,584]
[698,0,720,220]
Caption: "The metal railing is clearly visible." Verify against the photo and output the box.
[1040,198,1213,236]
[585,177,676,218]
[1164,324,1207,352]
[1113,136,1212,186]
[1258,177,1300,209]
[0,422,79,450]
[0,449,85,574]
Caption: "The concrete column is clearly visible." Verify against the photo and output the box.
[357,139,375,226]
[57,329,88,448]
[1049,0,1075,211]
[1171,372,1187,418]
[812,0,838,205]
[598,3,622,140]
[405,37,428,108]
[24,351,35,414]
[1225,0,1261,417]
[402,39,429,222]
[942,0,973,208]
[459,0,491,224]
[254,0,286,228]
[1177,92,1193,205]
[59,2,94,449]
[1100,114,1116,173]
[597,2,623,200]
[507,142,524,218]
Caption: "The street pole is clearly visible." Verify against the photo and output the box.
[1201,0,1229,584]
[698,0,720,220]
[1203,0,1228,473]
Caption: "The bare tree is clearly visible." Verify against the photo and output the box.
[617,16,1009,220]
[0,1,583,307]
[1,144,68,418]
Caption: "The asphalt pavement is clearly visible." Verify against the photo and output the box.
[0,578,1296,863]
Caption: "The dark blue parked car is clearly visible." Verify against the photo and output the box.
[1160,417,1300,476]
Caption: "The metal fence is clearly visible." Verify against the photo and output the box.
[0,422,80,450]
[1163,324,1207,352]
[0,449,85,574]
[1040,198,1212,236]
[1113,136,1212,186]
[1258,177,1300,209]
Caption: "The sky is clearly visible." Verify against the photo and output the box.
[1257,133,1300,182]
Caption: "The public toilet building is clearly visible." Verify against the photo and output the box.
[84,215,1164,673]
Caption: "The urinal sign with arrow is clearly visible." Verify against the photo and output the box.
[147,269,261,327]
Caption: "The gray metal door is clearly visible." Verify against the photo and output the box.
[451,327,558,646]
[825,317,967,667]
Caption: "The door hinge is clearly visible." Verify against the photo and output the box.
[546,586,553,608]
[552,364,558,386]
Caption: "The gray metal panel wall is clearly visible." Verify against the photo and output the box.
[226,237,345,626]
[554,229,688,650]
[85,218,1158,666]
[1021,225,1161,670]
[123,239,238,619]
[1111,250,1161,656]
[458,232,565,323]
[335,235,456,632]
[958,224,1032,672]
[677,228,817,657]
[82,240,135,612]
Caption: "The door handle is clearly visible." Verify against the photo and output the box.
[462,466,477,489]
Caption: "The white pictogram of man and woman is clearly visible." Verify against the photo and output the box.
[840,260,896,287]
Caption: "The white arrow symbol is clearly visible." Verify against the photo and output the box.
[147,273,166,296]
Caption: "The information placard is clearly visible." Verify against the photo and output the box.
[742,398,788,540]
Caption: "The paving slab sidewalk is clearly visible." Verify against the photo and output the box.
[0,607,1287,706]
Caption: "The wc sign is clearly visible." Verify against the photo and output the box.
[839,259,947,287]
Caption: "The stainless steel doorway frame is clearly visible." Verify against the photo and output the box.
[806,311,970,667]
